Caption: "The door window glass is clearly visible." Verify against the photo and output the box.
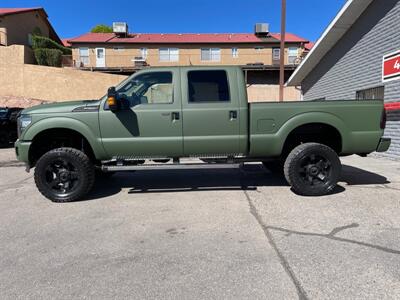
[140,47,148,59]
[97,48,104,58]
[187,70,230,102]
[272,48,280,60]
[232,48,238,58]
[117,72,173,106]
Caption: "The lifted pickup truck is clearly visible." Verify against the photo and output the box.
[15,66,390,202]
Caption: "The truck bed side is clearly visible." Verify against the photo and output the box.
[248,100,384,157]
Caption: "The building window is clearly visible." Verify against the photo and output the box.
[187,70,230,102]
[272,48,280,60]
[356,86,385,100]
[288,47,298,64]
[140,47,148,59]
[159,48,179,62]
[232,47,238,58]
[78,47,89,66]
[201,48,221,62]
[113,46,125,51]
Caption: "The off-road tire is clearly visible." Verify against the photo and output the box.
[284,143,341,196]
[34,147,95,202]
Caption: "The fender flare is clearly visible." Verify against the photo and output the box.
[275,112,350,154]
[23,117,107,159]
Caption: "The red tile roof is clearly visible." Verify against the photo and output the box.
[304,42,315,51]
[61,38,71,47]
[68,32,308,44]
[0,7,45,16]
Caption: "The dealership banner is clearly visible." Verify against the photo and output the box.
[383,50,400,82]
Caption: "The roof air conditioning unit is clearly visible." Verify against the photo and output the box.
[113,22,129,36]
[254,23,269,36]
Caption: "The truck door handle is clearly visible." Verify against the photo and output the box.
[172,112,180,121]
[229,110,237,120]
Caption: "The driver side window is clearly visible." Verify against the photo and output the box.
[118,72,173,106]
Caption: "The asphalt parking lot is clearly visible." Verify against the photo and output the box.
[0,147,399,299]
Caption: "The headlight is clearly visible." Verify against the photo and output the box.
[18,115,32,137]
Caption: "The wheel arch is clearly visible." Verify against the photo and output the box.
[24,117,106,165]
[276,112,348,156]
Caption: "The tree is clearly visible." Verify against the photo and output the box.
[90,24,113,33]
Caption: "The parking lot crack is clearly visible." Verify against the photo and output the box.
[243,190,309,300]
[266,225,400,255]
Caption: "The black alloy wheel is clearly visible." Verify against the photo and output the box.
[284,143,341,196]
[34,148,95,202]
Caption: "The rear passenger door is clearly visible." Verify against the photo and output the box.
[181,69,240,156]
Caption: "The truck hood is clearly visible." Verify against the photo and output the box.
[21,100,101,114]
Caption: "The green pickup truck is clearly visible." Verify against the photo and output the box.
[15,66,390,202]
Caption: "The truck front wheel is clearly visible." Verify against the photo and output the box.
[34,147,95,202]
[284,143,341,196]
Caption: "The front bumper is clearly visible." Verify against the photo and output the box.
[376,138,391,152]
[14,139,31,166]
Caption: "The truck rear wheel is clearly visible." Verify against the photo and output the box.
[34,147,95,202]
[284,143,341,196]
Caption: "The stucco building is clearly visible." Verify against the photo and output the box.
[0,7,61,47]
[67,25,310,101]
[287,0,400,158]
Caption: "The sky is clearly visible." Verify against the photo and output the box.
[2,0,347,41]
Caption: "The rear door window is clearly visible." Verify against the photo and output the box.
[187,70,230,103]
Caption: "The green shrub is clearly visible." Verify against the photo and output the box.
[34,48,63,67]
[32,35,71,55]
[91,24,113,33]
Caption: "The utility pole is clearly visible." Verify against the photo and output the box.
[279,0,286,102]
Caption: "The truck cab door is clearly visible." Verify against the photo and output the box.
[99,69,183,158]
[181,68,241,156]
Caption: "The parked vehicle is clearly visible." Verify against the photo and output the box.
[15,66,390,202]
[0,107,23,148]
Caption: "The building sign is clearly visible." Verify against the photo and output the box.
[383,50,400,82]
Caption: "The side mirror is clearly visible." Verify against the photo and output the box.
[107,86,118,111]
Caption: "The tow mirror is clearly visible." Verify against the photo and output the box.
[107,86,118,111]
